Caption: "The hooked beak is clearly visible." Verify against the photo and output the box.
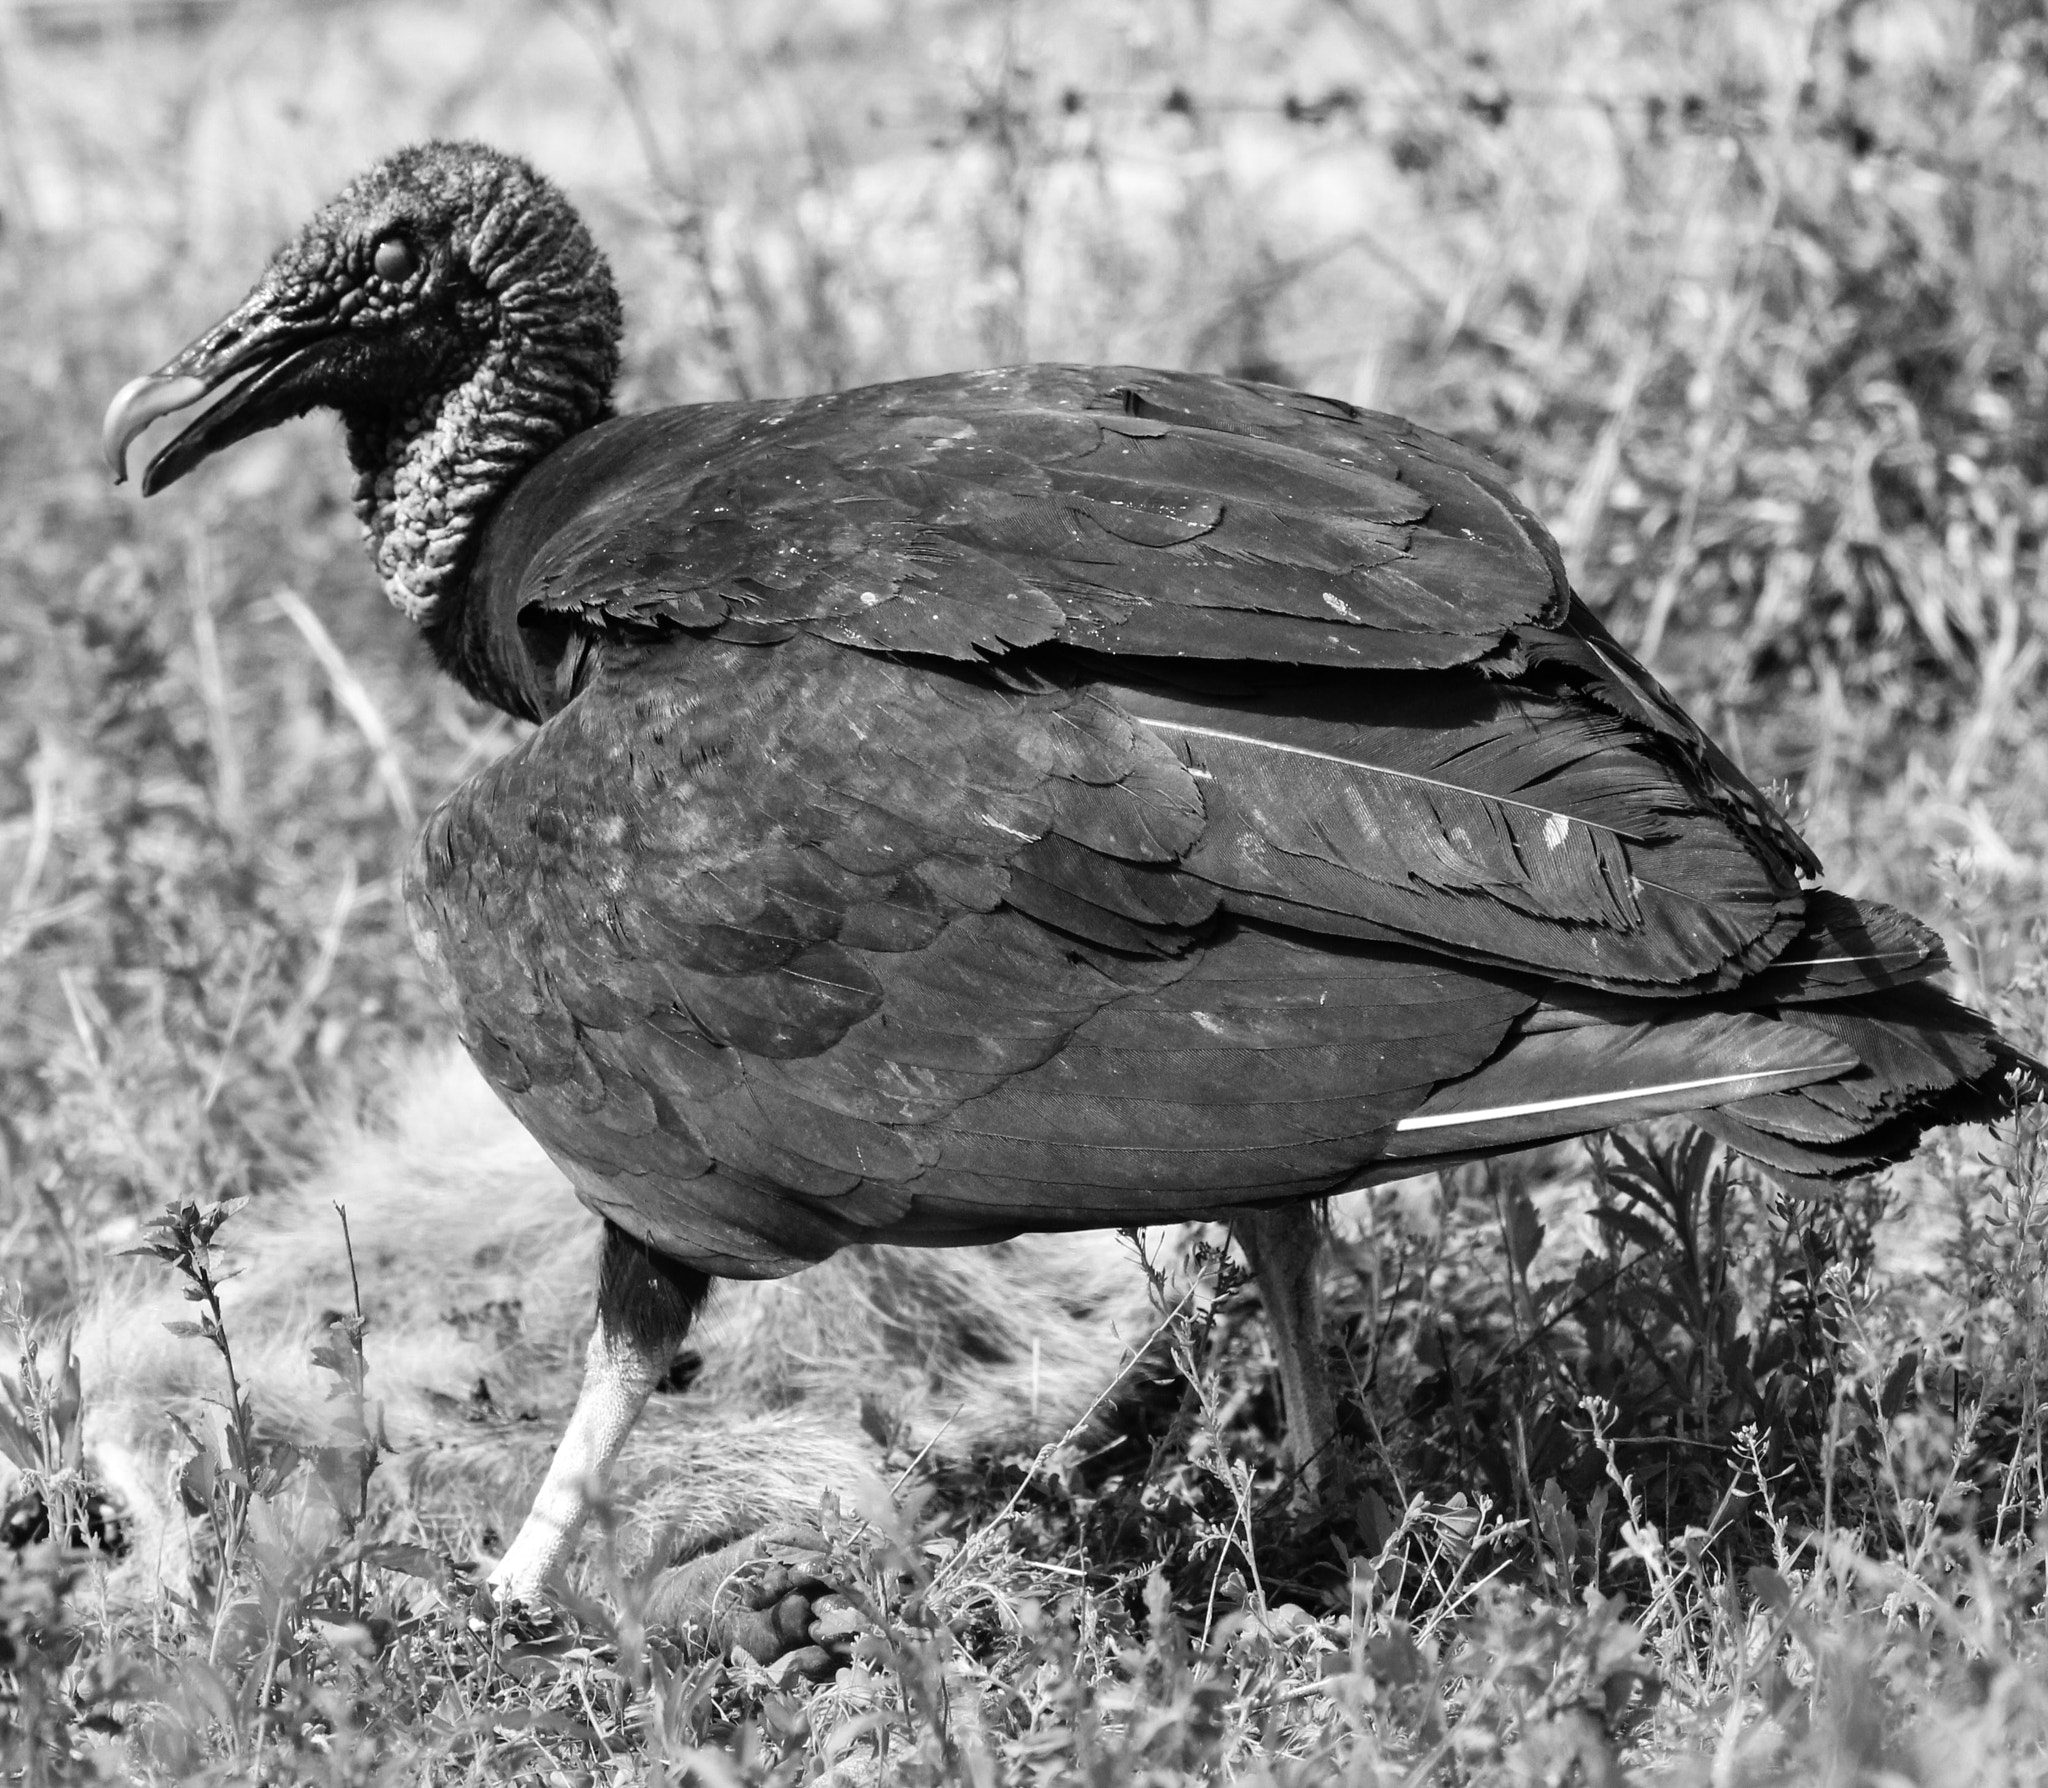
[103,294,336,494]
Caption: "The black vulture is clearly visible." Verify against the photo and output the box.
[105,142,2034,1631]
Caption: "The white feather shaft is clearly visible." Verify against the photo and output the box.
[1393,1060,1855,1133]
[1765,952,1913,969]
[1132,715,1650,840]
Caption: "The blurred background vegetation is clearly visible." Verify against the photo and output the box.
[5,0,2048,1780]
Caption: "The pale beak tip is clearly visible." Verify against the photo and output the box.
[101,372,211,488]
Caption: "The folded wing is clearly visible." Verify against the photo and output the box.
[409,366,2027,1276]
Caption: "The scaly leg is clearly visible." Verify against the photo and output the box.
[488,1220,708,1608]
[1238,1202,1344,1499]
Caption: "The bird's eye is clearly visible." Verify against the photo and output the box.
[373,236,415,282]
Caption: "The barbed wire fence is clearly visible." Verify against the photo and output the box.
[924,72,2048,201]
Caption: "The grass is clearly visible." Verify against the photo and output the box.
[4,0,2048,1779]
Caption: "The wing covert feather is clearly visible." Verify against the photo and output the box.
[469,364,1573,690]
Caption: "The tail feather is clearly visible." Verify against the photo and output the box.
[1379,893,2037,1181]
[1737,889,1948,1001]
[1698,900,2039,1174]
[1690,1106,1930,1179]
[1384,1010,1856,1158]
[1710,981,2008,1143]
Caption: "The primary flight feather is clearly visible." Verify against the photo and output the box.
[105,142,2035,1643]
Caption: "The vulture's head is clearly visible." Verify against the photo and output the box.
[103,141,622,621]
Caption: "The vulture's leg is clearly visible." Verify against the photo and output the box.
[487,1221,708,1608]
[1239,1203,1344,1499]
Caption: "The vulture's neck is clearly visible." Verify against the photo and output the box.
[345,339,602,630]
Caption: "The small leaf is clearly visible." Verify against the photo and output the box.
[1503,1189,1545,1275]
[177,1452,217,1517]
[1355,1487,1397,1554]
[1366,1626,1425,1686]
[0,1408,39,1471]
[350,1540,439,1579]
[1592,1205,1667,1257]
[857,1394,894,1450]
[1879,1351,1922,1421]
[1747,1566,1794,1615]
[254,1440,303,1495]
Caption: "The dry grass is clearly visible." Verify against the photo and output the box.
[5,0,2048,1780]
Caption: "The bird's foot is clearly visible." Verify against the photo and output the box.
[644,1524,861,1683]
[467,1554,572,1646]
